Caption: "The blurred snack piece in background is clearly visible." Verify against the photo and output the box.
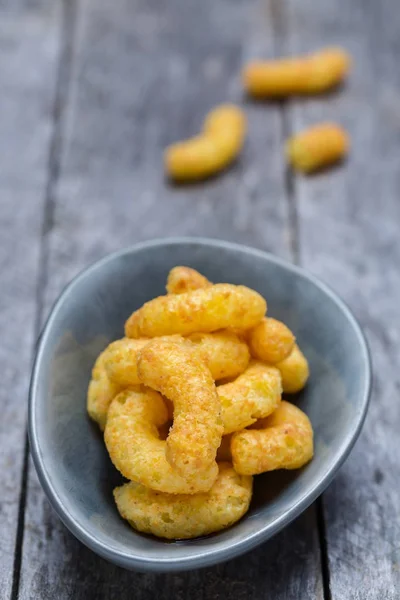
[243,47,351,98]
[286,122,349,173]
[165,104,247,182]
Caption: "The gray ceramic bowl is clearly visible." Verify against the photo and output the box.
[29,238,371,572]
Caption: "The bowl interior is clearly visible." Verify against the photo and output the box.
[29,239,370,571]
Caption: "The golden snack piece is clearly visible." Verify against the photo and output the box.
[218,361,282,434]
[105,388,218,494]
[231,401,314,475]
[114,462,253,540]
[166,267,258,339]
[165,104,247,181]
[103,334,182,386]
[104,332,249,386]
[87,350,121,430]
[187,331,250,381]
[243,47,351,98]
[87,265,314,541]
[248,317,295,364]
[125,283,267,338]
[276,343,309,393]
[216,434,232,462]
[286,122,349,173]
[167,266,261,342]
[137,338,223,479]
[167,266,250,381]
[103,337,149,386]
[166,266,212,294]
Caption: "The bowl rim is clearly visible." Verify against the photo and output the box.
[29,236,372,572]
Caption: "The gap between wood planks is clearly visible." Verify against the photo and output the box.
[270,0,330,598]
[10,1,79,598]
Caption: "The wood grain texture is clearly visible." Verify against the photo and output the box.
[17,0,323,598]
[20,492,322,600]
[39,0,294,312]
[285,0,400,598]
[0,2,61,598]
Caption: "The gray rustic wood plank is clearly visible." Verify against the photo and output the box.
[18,0,323,597]
[0,2,61,599]
[285,0,400,598]
[39,0,295,311]
[19,504,321,600]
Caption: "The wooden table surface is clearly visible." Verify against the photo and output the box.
[2,0,399,598]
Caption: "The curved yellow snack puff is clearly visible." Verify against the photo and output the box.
[276,343,309,393]
[248,317,295,364]
[104,332,249,386]
[218,361,282,434]
[187,331,250,381]
[105,388,217,494]
[103,337,149,386]
[137,338,223,479]
[166,268,254,339]
[87,350,121,430]
[286,122,349,173]
[243,47,351,98]
[166,266,212,294]
[125,283,266,338]
[165,104,247,181]
[231,401,314,475]
[114,462,253,539]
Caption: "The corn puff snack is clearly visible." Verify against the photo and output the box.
[276,343,310,393]
[286,122,349,173]
[248,317,295,364]
[232,401,314,475]
[243,47,351,98]
[165,104,246,181]
[87,265,315,540]
[114,463,252,540]
[125,284,266,338]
